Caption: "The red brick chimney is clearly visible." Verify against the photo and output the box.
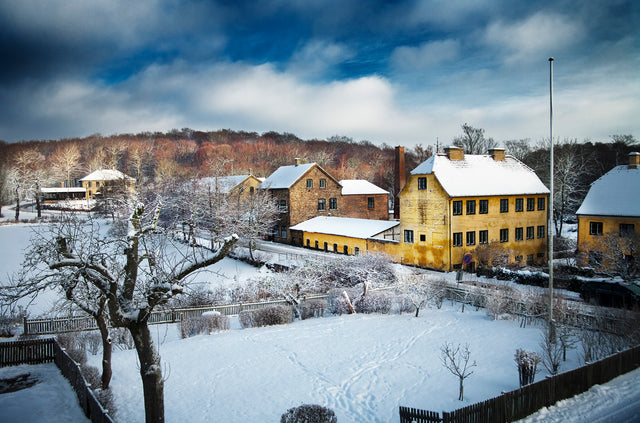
[394,146,406,219]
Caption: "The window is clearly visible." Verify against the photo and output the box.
[466,231,476,246]
[527,198,535,211]
[589,222,603,235]
[500,199,509,213]
[324,242,328,252]
[318,198,326,211]
[306,178,313,189]
[538,197,545,211]
[279,200,287,212]
[453,232,463,247]
[515,255,523,262]
[479,230,488,244]
[527,255,534,265]
[453,200,463,215]
[306,239,310,247]
[281,227,287,239]
[537,252,545,258]
[500,228,509,243]
[479,199,488,214]
[537,225,546,239]
[333,243,337,252]
[319,178,326,189]
[329,198,337,210]
[404,230,414,243]
[515,198,523,212]
[343,245,348,254]
[526,226,534,240]
[354,247,360,255]
[620,223,635,237]
[418,177,427,190]
[419,234,426,242]
[367,197,374,209]
[515,227,523,241]
[274,225,279,237]
[466,200,476,215]
[250,186,254,195]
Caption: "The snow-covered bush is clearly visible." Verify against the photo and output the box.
[239,305,293,328]
[326,288,359,315]
[280,404,337,423]
[515,348,541,387]
[300,299,327,320]
[485,286,515,320]
[180,313,230,338]
[355,290,392,314]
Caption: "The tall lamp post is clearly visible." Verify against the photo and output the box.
[548,57,555,340]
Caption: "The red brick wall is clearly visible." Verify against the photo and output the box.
[341,193,389,220]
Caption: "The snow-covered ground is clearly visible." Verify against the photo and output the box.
[0,363,89,422]
[95,305,583,423]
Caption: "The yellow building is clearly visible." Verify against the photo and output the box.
[397,146,550,271]
[199,174,264,199]
[79,169,136,199]
[576,152,640,267]
[290,216,399,256]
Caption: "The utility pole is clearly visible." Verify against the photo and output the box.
[548,57,555,341]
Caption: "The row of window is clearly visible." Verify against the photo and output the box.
[403,225,546,246]
[306,178,327,189]
[278,197,376,212]
[452,197,546,216]
[304,239,360,255]
[589,222,636,237]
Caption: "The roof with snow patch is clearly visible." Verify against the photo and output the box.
[199,175,255,193]
[340,180,388,195]
[259,163,316,189]
[410,153,549,197]
[576,164,640,217]
[79,169,135,182]
[290,216,399,239]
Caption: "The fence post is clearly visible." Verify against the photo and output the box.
[23,316,28,335]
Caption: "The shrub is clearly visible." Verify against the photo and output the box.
[355,291,392,314]
[180,313,230,338]
[300,299,328,320]
[79,331,103,355]
[281,404,337,423]
[326,288,359,315]
[239,305,293,328]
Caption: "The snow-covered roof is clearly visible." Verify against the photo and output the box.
[41,187,86,193]
[290,216,399,239]
[340,180,388,195]
[199,175,253,193]
[79,169,135,182]
[411,153,549,197]
[576,165,640,217]
[259,163,316,189]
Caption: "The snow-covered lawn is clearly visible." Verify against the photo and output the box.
[0,363,89,422]
[99,305,581,423]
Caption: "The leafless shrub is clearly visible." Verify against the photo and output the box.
[239,305,293,328]
[281,404,337,423]
[111,327,135,350]
[327,288,359,315]
[79,331,102,355]
[355,291,392,314]
[485,285,515,320]
[515,348,541,387]
[180,313,230,338]
[539,328,562,375]
[81,364,101,388]
[300,299,327,320]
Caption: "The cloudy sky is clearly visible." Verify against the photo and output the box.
[1,0,638,147]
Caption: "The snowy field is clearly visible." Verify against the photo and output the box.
[0,363,89,422]
[96,305,584,423]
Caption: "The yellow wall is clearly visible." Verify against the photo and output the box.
[577,215,640,265]
[397,174,549,270]
[301,232,368,255]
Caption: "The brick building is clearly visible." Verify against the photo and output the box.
[339,180,390,221]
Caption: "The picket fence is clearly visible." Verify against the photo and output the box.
[400,344,640,423]
[0,338,114,423]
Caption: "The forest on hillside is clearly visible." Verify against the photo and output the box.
[0,127,637,232]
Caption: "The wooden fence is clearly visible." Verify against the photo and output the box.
[0,338,114,423]
[23,296,327,336]
[400,344,640,423]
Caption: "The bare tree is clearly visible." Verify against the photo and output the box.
[8,204,237,422]
[515,348,541,387]
[440,342,477,401]
[50,144,83,188]
[592,231,640,280]
[452,123,497,155]
[11,149,47,220]
[504,139,532,161]
[539,326,562,375]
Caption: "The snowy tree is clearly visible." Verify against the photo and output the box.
[396,274,447,317]
[591,231,640,280]
[5,204,237,422]
[440,342,477,401]
[50,143,83,188]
